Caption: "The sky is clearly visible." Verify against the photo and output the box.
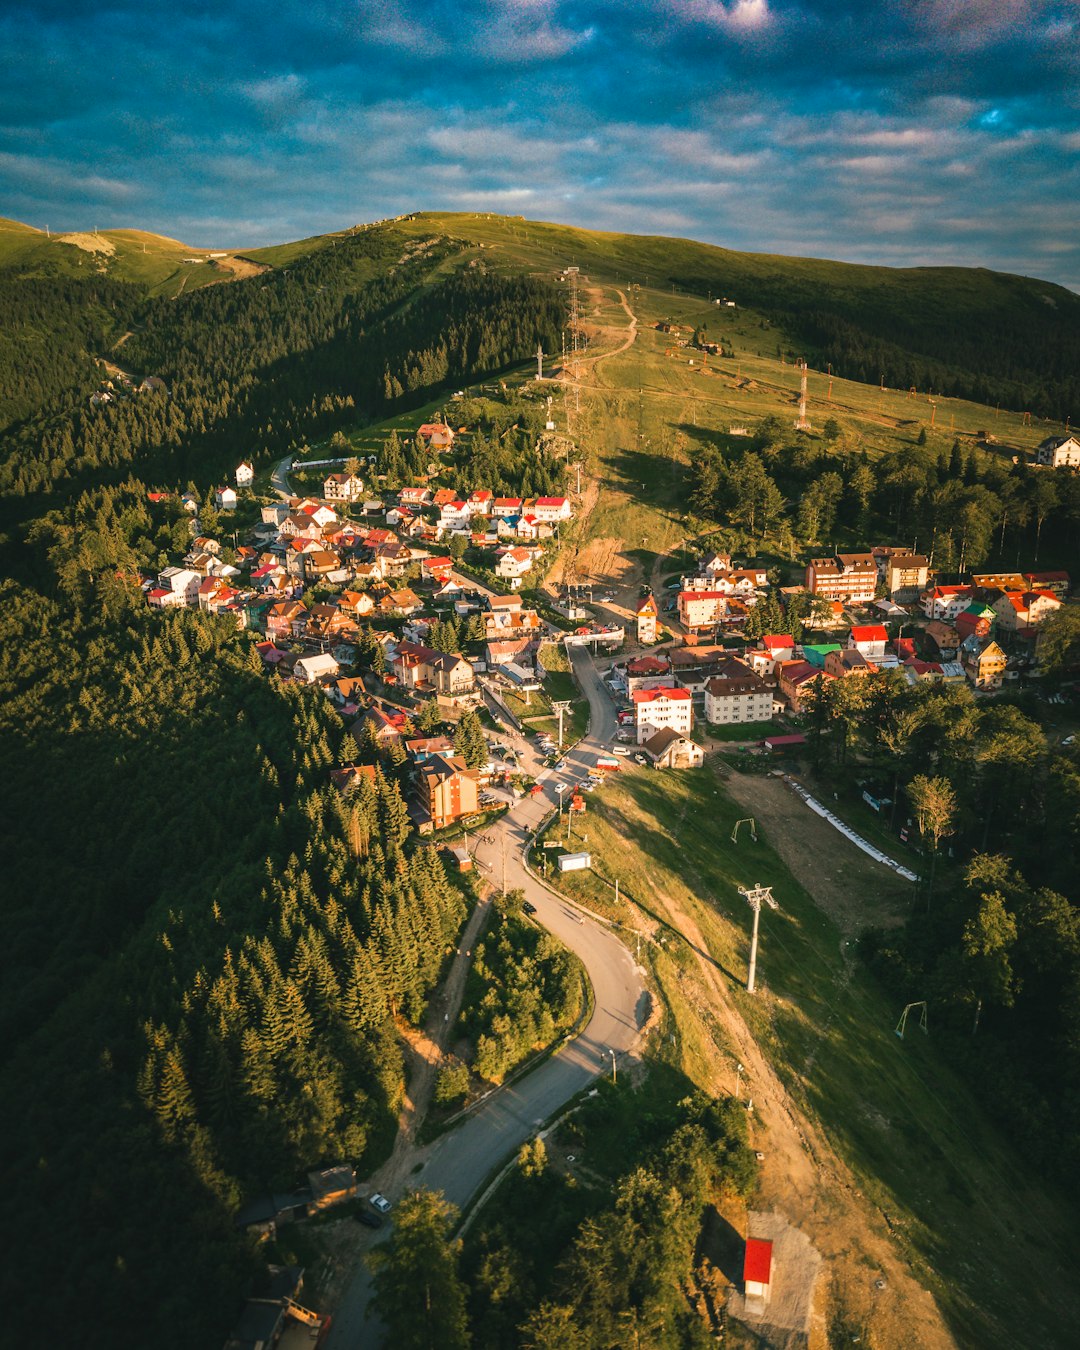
[3,1,1080,286]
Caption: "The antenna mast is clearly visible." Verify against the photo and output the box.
[794,360,811,431]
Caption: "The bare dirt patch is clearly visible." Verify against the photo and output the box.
[719,768,912,936]
[214,254,268,279]
[56,232,115,256]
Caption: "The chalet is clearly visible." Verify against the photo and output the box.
[632,686,693,744]
[398,485,431,509]
[636,593,659,644]
[266,600,309,638]
[825,647,877,678]
[531,496,573,522]
[903,657,944,683]
[1022,570,1070,599]
[971,571,1025,592]
[961,635,1007,689]
[704,665,774,725]
[805,552,876,603]
[776,659,833,712]
[181,492,199,513]
[847,624,888,660]
[678,590,726,630]
[492,497,524,517]
[422,556,455,581]
[418,422,456,450]
[486,636,536,669]
[329,764,378,795]
[356,704,406,749]
[701,550,733,576]
[383,587,422,616]
[323,471,364,502]
[993,589,1061,634]
[439,500,471,531]
[1035,434,1080,468]
[922,584,974,622]
[761,634,796,665]
[642,728,704,769]
[495,546,535,586]
[393,642,475,697]
[262,502,290,526]
[339,589,376,618]
[466,489,494,516]
[299,502,338,528]
[235,461,255,487]
[924,620,960,660]
[618,654,674,696]
[417,753,479,830]
[215,486,238,511]
[955,601,995,642]
[155,566,201,606]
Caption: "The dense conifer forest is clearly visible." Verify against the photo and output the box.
[0,501,470,1344]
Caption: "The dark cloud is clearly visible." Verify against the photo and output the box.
[2,0,1078,286]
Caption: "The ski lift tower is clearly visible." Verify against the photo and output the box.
[738,882,779,995]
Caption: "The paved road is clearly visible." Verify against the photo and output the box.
[271,453,293,499]
[325,648,644,1349]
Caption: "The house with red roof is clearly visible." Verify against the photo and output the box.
[530,496,572,522]
[743,1237,773,1302]
[776,659,834,712]
[921,584,973,622]
[761,633,796,662]
[992,588,1061,635]
[678,590,726,630]
[847,624,888,660]
[492,497,524,517]
[466,489,493,516]
[417,422,455,449]
[632,686,693,744]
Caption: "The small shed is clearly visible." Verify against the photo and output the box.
[743,1236,773,1301]
[558,852,592,873]
[762,733,807,752]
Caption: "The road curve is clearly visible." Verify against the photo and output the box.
[325,648,644,1348]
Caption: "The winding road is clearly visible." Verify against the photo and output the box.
[325,647,645,1348]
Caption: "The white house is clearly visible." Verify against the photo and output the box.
[156,567,201,606]
[632,686,693,744]
[530,496,572,522]
[1036,435,1080,468]
[467,489,494,516]
[439,501,471,530]
[921,585,974,622]
[492,497,524,518]
[323,472,364,502]
[295,653,341,684]
[704,666,774,725]
[847,624,888,661]
[215,486,238,511]
[235,461,254,487]
[495,547,535,588]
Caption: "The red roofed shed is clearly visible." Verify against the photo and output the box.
[743,1237,773,1299]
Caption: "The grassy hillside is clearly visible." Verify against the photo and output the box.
[0,217,250,295]
[389,212,1080,420]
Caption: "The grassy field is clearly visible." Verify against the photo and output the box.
[537,763,1080,1349]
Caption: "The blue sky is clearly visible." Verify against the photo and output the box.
[3,0,1080,286]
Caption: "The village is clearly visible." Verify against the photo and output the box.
[139,417,1072,853]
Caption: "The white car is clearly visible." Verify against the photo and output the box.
[369,1193,392,1214]
[554,783,571,795]
[610,744,630,756]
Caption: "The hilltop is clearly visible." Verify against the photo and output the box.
[0,217,264,296]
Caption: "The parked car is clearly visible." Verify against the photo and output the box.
[369,1193,392,1214]
[633,754,647,765]
[522,901,537,916]
[355,1210,383,1229]
[611,744,630,756]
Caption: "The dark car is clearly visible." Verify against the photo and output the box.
[355,1209,383,1229]
[523,901,537,916]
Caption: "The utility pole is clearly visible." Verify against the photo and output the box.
[501,832,507,896]
[609,1049,617,1083]
[552,700,572,750]
[739,882,778,995]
